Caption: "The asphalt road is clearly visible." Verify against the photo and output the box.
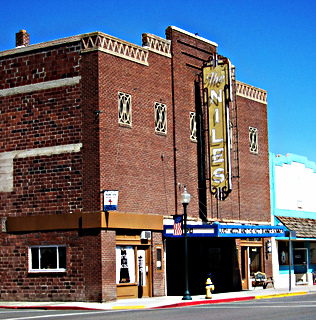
[1,293,316,320]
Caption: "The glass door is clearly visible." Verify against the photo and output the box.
[293,248,308,283]
[241,245,263,290]
[249,247,262,277]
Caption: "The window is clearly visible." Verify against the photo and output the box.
[118,92,132,126]
[297,200,303,209]
[29,246,66,272]
[278,241,289,265]
[156,245,163,272]
[190,112,197,142]
[310,242,316,264]
[116,246,136,284]
[249,127,258,154]
[154,102,167,134]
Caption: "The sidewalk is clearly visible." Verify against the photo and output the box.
[0,285,315,311]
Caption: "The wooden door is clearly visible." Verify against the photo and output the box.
[137,246,151,298]
[241,247,249,290]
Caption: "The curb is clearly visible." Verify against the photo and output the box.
[0,305,98,311]
[151,296,255,309]
[0,291,311,311]
[255,291,307,300]
[112,305,146,310]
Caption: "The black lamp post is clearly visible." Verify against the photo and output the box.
[181,186,192,300]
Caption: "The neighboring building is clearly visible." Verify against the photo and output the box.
[0,27,279,302]
[270,153,316,288]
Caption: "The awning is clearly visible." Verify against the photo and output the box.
[276,216,316,238]
[163,222,285,238]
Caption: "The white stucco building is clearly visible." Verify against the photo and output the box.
[270,153,316,288]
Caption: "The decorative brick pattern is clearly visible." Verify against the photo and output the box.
[81,32,148,65]
[142,33,171,57]
[236,81,267,104]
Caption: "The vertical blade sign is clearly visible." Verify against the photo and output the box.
[203,63,232,200]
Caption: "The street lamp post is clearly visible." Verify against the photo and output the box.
[181,186,192,300]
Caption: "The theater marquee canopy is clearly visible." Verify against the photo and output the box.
[163,222,285,238]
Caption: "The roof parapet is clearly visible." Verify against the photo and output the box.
[81,31,149,66]
[142,33,171,58]
[236,81,267,104]
[166,26,218,47]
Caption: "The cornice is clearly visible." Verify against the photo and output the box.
[236,81,267,104]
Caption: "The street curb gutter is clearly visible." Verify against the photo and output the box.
[112,306,146,310]
[0,299,254,311]
[151,296,256,309]
[0,305,100,311]
[0,291,310,311]
[255,291,307,300]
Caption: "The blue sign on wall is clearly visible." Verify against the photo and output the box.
[103,190,119,211]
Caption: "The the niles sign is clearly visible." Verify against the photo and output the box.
[203,63,232,200]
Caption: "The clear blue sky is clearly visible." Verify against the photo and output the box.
[1,0,315,162]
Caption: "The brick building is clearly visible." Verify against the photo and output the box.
[0,27,280,302]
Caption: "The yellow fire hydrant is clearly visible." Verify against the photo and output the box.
[205,277,215,299]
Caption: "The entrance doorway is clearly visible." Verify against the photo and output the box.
[116,244,152,299]
[293,248,308,284]
[241,247,248,290]
[137,246,151,298]
[240,243,263,290]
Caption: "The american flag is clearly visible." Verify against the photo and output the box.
[173,215,183,236]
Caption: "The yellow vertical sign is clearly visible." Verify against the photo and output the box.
[203,64,231,199]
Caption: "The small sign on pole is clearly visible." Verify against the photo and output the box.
[103,190,119,211]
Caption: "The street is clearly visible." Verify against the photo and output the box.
[1,293,316,320]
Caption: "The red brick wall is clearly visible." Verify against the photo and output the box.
[0,32,271,223]
[263,238,273,278]
[0,230,112,302]
[167,28,217,219]
[166,28,270,224]
[0,43,80,89]
[100,230,117,301]
[0,42,88,301]
[237,96,270,223]
[207,93,270,223]
[96,49,175,216]
[0,153,82,216]
[151,232,165,296]
[0,41,83,218]
[81,51,101,212]
[0,85,81,152]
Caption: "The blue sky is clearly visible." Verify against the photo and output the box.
[1,0,315,161]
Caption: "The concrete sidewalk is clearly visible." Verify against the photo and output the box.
[0,285,315,311]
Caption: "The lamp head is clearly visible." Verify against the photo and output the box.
[180,186,191,204]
